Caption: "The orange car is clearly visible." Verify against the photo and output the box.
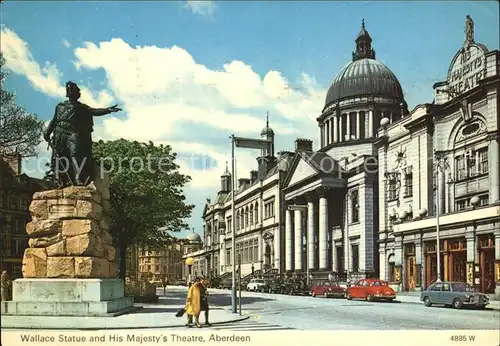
[346,279,396,302]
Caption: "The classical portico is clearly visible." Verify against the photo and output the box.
[282,143,347,276]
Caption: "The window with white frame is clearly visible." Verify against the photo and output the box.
[250,206,254,225]
[254,203,259,223]
[226,217,232,233]
[478,148,488,174]
[351,190,359,223]
[404,166,413,197]
[388,179,398,201]
[264,199,275,219]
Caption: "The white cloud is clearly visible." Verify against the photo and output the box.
[1,26,114,108]
[62,39,71,48]
[3,26,326,220]
[185,1,216,18]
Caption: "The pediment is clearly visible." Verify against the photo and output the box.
[287,156,318,187]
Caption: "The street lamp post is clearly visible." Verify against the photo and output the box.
[230,134,272,314]
[433,150,451,283]
[185,257,194,284]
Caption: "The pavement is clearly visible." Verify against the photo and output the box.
[0,287,248,330]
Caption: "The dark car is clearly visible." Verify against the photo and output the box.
[283,278,309,295]
[421,281,489,309]
[267,278,286,294]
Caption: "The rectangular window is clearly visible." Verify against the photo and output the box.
[455,198,469,211]
[478,148,488,174]
[388,179,398,201]
[351,245,359,273]
[455,155,466,180]
[264,199,275,219]
[226,249,231,265]
[404,166,413,197]
[253,240,258,262]
[227,217,232,233]
[351,190,359,223]
[480,194,489,206]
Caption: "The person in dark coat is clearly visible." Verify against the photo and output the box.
[200,278,211,326]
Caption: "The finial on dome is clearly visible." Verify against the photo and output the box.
[225,161,228,170]
[266,111,269,128]
[361,18,365,29]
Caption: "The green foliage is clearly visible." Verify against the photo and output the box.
[124,278,157,297]
[92,139,194,250]
[0,53,44,157]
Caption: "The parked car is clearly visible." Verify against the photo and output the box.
[247,278,267,291]
[267,278,286,294]
[346,279,396,301]
[218,276,233,289]
[311,280,346,298]
[420,281,489,309]
[283,278,309,295]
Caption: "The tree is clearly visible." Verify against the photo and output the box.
[92,139,194,279]
[0,53,44,157]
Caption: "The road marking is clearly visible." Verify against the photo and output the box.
[211,320,295,331]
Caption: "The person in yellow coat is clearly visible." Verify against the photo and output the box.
[185,277,202,328]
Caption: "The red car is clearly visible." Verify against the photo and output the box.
[346,279,396,302]
[310,280,346,298]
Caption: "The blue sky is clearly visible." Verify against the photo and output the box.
[1,1,498,240]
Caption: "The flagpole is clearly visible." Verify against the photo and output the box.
[231,134,237,314]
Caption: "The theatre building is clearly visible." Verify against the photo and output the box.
[378,17,500,296]
[184,17,499,294]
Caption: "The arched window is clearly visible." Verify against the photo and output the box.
[244,207,249,227]
[236,211,240,230]
[240,209,244,229]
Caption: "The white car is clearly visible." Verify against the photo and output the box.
[246,278,266,291]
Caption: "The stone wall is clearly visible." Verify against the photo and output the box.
[22,180,117,279]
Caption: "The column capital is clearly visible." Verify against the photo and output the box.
[487,131,500,141]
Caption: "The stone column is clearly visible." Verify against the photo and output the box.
[333,115,338,143]
[356,111,361,139]
[285,209,293,271]
[332,241,337,273]
[489,135,500,204]
[415,239,422,289]
[307,201,315,271]
[393,237,403,291]
[319,196,328,270]
[294,209,303,271]
[274,228,280,269]
[368,109,373,138]
[339,115,343,142]
[465,228,476,286]
[320,126,324,148]
[346,113,351,141]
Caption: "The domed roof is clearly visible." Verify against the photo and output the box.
[187,232,201,243]
[221,161,230,177]
[325,58,404,107]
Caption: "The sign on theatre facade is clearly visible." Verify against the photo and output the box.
[447,44,487,96]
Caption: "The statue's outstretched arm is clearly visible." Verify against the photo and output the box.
[86,104,121,116]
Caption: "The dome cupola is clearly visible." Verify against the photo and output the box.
[324,19,404,109]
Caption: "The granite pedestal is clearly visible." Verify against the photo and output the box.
[1,278,134,316]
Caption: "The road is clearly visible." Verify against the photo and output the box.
[167,287,500,330]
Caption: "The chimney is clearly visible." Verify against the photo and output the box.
[295,138,313,152]
[250,170,258,182]
[238,178,250,189]
[2,153,22,175]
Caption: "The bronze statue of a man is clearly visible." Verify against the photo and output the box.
[465,15,474,45]
[44,81,121,187]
